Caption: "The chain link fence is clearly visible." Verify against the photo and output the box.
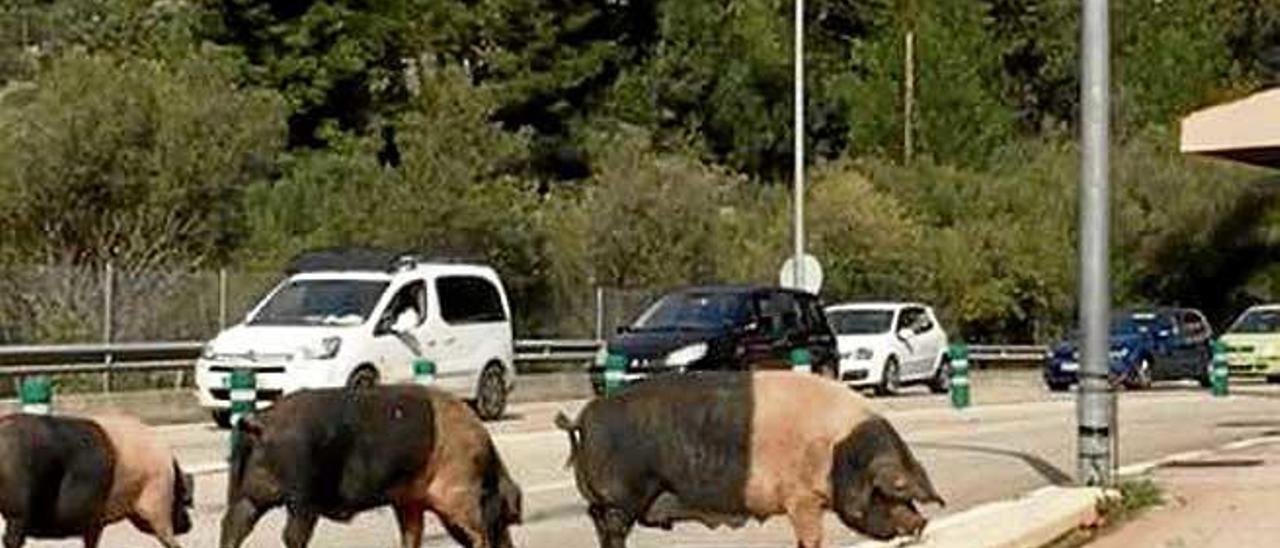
[0,263,666,346]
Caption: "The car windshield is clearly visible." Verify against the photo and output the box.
[632,292,749,330]
[1229,309,1280,334]
[827,310,894,335]
[249,279,388,327]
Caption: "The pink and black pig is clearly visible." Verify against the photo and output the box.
[0,413,194,548]
[220,384,522,548]
[555,371,943,548]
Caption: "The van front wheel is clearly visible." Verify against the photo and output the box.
[474,363,508,421]
[347,366,379,389]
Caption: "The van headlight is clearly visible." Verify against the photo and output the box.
[664,343,708,368]
[301,337,342,360]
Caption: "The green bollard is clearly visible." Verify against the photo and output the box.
[413,358,437,386]
[603,352,628,396]
[20,376,52,415]
[790,347,813,374]
[949,343,971,409]
[228,368,256,458]
[1212,339,1229,397]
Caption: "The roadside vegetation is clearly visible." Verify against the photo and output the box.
[1048,477,1165,547]
[3,1,1280,343]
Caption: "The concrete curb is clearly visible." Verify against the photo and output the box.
[848,486,1114,548]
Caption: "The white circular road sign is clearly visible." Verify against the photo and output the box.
[779,254,823,294]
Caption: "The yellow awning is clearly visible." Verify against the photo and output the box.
[1181,88,1280,168]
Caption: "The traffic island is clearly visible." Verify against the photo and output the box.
[850,485,1118,548]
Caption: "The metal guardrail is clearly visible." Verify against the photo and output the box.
[0,340,1044,378]
[969,345,1049,363]
[0,340,603,377]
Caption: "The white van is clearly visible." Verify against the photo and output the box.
[195,253,516,425]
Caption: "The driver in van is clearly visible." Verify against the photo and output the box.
[388,283,427,354]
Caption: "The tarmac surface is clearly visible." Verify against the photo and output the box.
[8,370,1280,547]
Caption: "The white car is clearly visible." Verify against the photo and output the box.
[824,302,950,396]
[195,254,516,425]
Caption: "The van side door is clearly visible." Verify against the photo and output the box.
[432,275,512,393]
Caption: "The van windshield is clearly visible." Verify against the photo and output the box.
[633,292,749,330]
[249,280,388,327]
[827,310,894,335]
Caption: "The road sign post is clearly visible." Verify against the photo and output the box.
[793,0,806,291]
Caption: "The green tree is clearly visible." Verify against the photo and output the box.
[0,51,286,268]
[200,0,431,147]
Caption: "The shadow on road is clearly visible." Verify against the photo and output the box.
[914,441,1074,486]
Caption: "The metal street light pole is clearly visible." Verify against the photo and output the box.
[793,0,805,288]
[1078,0,1113,487]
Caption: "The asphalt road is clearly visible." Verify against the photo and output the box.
[12,371,1280,548]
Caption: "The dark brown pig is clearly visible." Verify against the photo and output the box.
[555,371,942,548]
[219,384,522,548]
[0,413,194,548]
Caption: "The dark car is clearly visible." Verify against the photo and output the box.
[589,285,838,395]
[1043,308,1213,391]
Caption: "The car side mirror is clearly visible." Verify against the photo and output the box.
[897,328,914,341]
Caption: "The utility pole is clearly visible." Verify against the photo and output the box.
[1078,0,1113,487]
[904,30,915,165]
[793,0,806,288]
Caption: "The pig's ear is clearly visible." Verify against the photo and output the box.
[873,462,944,507]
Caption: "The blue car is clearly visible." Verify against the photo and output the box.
[1043,308,1214,391]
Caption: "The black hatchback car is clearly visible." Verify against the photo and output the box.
[589,285,839,395]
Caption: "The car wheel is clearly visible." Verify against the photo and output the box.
[927,357,951,394]
[212,410,232,429]
[474,363,508,422]
[875,358,901,397]
[1046,381,1071,392]
[346,366,379,389]
[817,358,839,380]
[1126,357,1153,390]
